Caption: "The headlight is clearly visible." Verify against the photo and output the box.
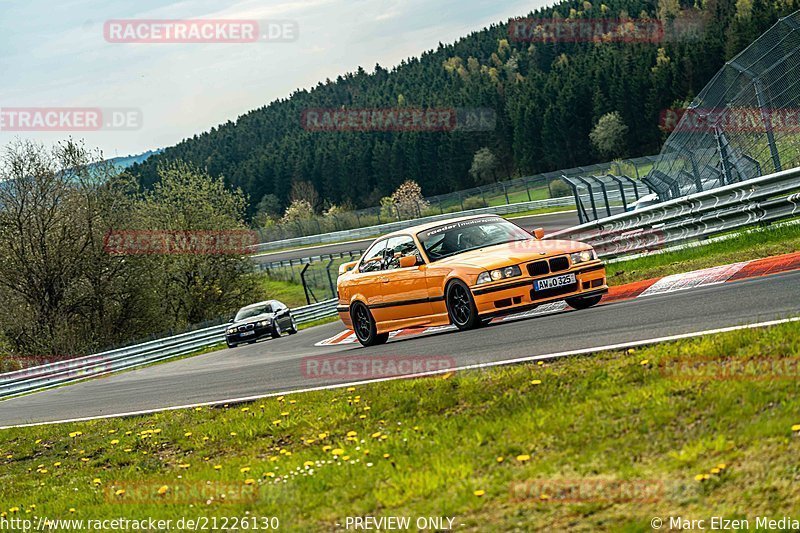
[476,265,522,285]
[257,320,270,327]
[226,328,237,334]
[570,249,596,264]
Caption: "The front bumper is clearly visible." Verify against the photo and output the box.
[225,324,272,344]
[469,261,608,316]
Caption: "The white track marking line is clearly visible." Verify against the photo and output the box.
[3,316,798,429]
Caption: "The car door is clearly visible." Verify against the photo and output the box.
[347,238,389,310]
[272,301,292,329]
[371,235,432,325]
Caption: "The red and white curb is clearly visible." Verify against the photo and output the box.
[316,251,800,347]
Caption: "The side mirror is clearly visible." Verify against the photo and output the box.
[338,260,358,275]
[532,227,545,239]
[228,318,234,323]
[398,255,418,268]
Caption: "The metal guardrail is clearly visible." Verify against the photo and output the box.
[250,196,575,254]
[547,166,800,258]
[0,299,338,399]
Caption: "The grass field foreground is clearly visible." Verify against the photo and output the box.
[2,321,800,530]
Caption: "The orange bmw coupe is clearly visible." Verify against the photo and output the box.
[336,214,607,346]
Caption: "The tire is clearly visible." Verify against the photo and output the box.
[565,294,603,310]
[446,279,481,330]
[271,320,282,339]
[350,302,389,347]
[287,315,298,334]
[226,340,237,349]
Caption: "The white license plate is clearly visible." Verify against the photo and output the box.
[534,273,576,291]
[239,331,255,337]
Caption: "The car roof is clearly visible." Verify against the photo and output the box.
[380,214,505,240]
[239,300,275,310]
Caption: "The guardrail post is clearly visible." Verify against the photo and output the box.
[576,176,599,221]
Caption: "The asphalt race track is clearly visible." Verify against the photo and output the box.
[251,210,579,265]
[1,270,798,427]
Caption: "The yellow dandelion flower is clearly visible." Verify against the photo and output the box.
[537,361,544,366]
[364,406,371,411]
[346,387,355,392]
[280,412,289,416]
[331,448,344,456]
[717,463,727,470]
[108,430,117,434]
[359,415,367,419]
[153,429,161,434]
[109,440,119,445]
[202,436,209,441]
[80,458,89,462]
[125,431,132,435]
[241,407,249,412]
[272,420,281,426]
[123,449,132,453]
[213,465,222,470]
[157,485,168,495]
[516,454,531,462]
[9,507,20,513]
[318,433,327,439]
[627,348,635,354]
[240,467,251,473]
[710,468,721,474]
[244,479,255,485]
[694,474,705,481]
[496,456,504,463]
[539,493,550,501]
[380,435,388,440]
[347,431,357,437]
[5,454,12,459]
[530,380,541,385]
[69,508,75,513]
[363,450,370,455]
[230,432,237,436]
[54,462,61,467]
[34,439,42,444]
[441,371,454,380]
[383,453,390,459]
[277,395,285,401]
[114,489,125,496]
[178,463,190,469]
[640,359,649,366]
[269,456,279,461]
[342,455,350,461]
[263,472,275,478]
[92,478,102,484]
[289,399,296,404]
[371,432,381,438]
[473,490,485,497]
[304,461,314,467]
[184,432,192,437]
[322,445,332,452]
[194,407,202,411]
[792,424,800,432]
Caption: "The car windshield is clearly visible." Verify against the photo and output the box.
[417,217,531,261]
[234,304,272,321]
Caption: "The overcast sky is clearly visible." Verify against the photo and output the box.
[0,0,551,159]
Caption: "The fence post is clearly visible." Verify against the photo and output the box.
[325,258,336,300]
[300,264,313,305]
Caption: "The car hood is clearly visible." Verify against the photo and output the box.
[433,238,591,270]
[231,312,274,326]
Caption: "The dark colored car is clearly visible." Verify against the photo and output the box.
[225,300,298,348]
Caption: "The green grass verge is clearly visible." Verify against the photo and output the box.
[1,321,799,530]
[607,221,800,286]
[255,278,310,309]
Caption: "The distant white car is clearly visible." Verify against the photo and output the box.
[627,193,660,212]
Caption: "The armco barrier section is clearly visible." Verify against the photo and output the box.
[547,166,800,257]
[251,196,574,254]
[0,299,338,399]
